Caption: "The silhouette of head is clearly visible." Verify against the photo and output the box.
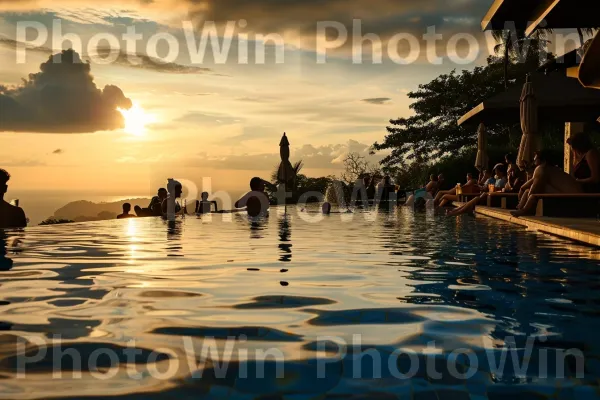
[250,177,265,192]
[322,202,331,214]
[384,175,391,185]
[534,151,547,167]
[158,188,168,200]
[123,203,131,213]
[0,169,9,196]
[363,175,370,186]
[493,164,507,178]
[505,153,515,164]
[466,173,473,180]
[201,192,209,201]
[567,131,594,156]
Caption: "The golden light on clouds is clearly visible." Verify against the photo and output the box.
[118,103,156,137]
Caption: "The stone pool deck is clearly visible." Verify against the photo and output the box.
[472,205,600,247]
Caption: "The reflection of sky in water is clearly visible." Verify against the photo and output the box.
[1,207,600,399]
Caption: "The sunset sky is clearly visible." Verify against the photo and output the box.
[0,0,583,199]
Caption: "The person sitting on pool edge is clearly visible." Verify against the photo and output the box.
[569,131,600,193]
[511,150,584,217]
[503,165,524,193]
[436,172,480,207]
[196,192,219,214]
[446,163,508,217]
[478,169,494,188]
[117,203,136,219]
[425,174,439,197]
[235,177,270,217]
[0,169,27,229]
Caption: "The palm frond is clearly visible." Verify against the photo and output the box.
[293,160,304,175]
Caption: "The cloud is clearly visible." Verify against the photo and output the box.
[0,37,51,54]
[0,0,504,64]
[185,139,384,171]
[0,49,132,133]
[362,97,391,105]
[0,158,46,167]
[176,111,243,126]
[0,1,495,43]
[52,148,64,154]
[0,39,219,75]
[89,48,215,74]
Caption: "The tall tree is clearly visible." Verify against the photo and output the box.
[491,28,552,89]
[373,50,555,170]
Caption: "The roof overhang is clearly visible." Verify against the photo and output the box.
[458,72,600,126]
[482,0,599,35]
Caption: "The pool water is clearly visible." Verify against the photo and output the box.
[1,206,600,399]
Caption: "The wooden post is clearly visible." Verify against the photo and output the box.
[564,122,585,174]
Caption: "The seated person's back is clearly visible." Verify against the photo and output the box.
[0,202,27,229]
[0,169,27,229]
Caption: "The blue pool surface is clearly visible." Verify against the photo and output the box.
[1,206,600,399]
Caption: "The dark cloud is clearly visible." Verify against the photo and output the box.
[0,49,132,133]
[362,97,391,105]
[52,148,64,154]
[89,48,214,74]
[0,39,219,75]
[0,37,51,54]
[189,0,488,38]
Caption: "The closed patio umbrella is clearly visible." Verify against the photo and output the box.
[475,123,488,172]
[277,133,296,212]
[277,132,296,184]
[517,75,539,171]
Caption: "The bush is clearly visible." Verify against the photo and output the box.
[39,218,74,226]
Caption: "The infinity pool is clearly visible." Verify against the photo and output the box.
[1,206,600,399]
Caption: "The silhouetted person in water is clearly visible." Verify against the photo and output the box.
[150,188,168,214]
[117,203,136,219]
[366,177,376,200]
[162,182,184,215]
[378,175,396,204]
[196,192,218,214]
[235,177,270,217]
[0,169,27,229]
[136,188,168,217]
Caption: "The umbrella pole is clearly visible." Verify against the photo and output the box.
[284,171,287,215]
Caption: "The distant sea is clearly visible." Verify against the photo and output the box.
[10,189,247,226]
[9,190,151,226]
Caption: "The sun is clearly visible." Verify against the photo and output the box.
[119,103,156,136]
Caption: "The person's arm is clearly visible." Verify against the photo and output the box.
[235,192,251,209]
[576,151,600,184]
[464,179,477,188]
[520,177,533,191]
